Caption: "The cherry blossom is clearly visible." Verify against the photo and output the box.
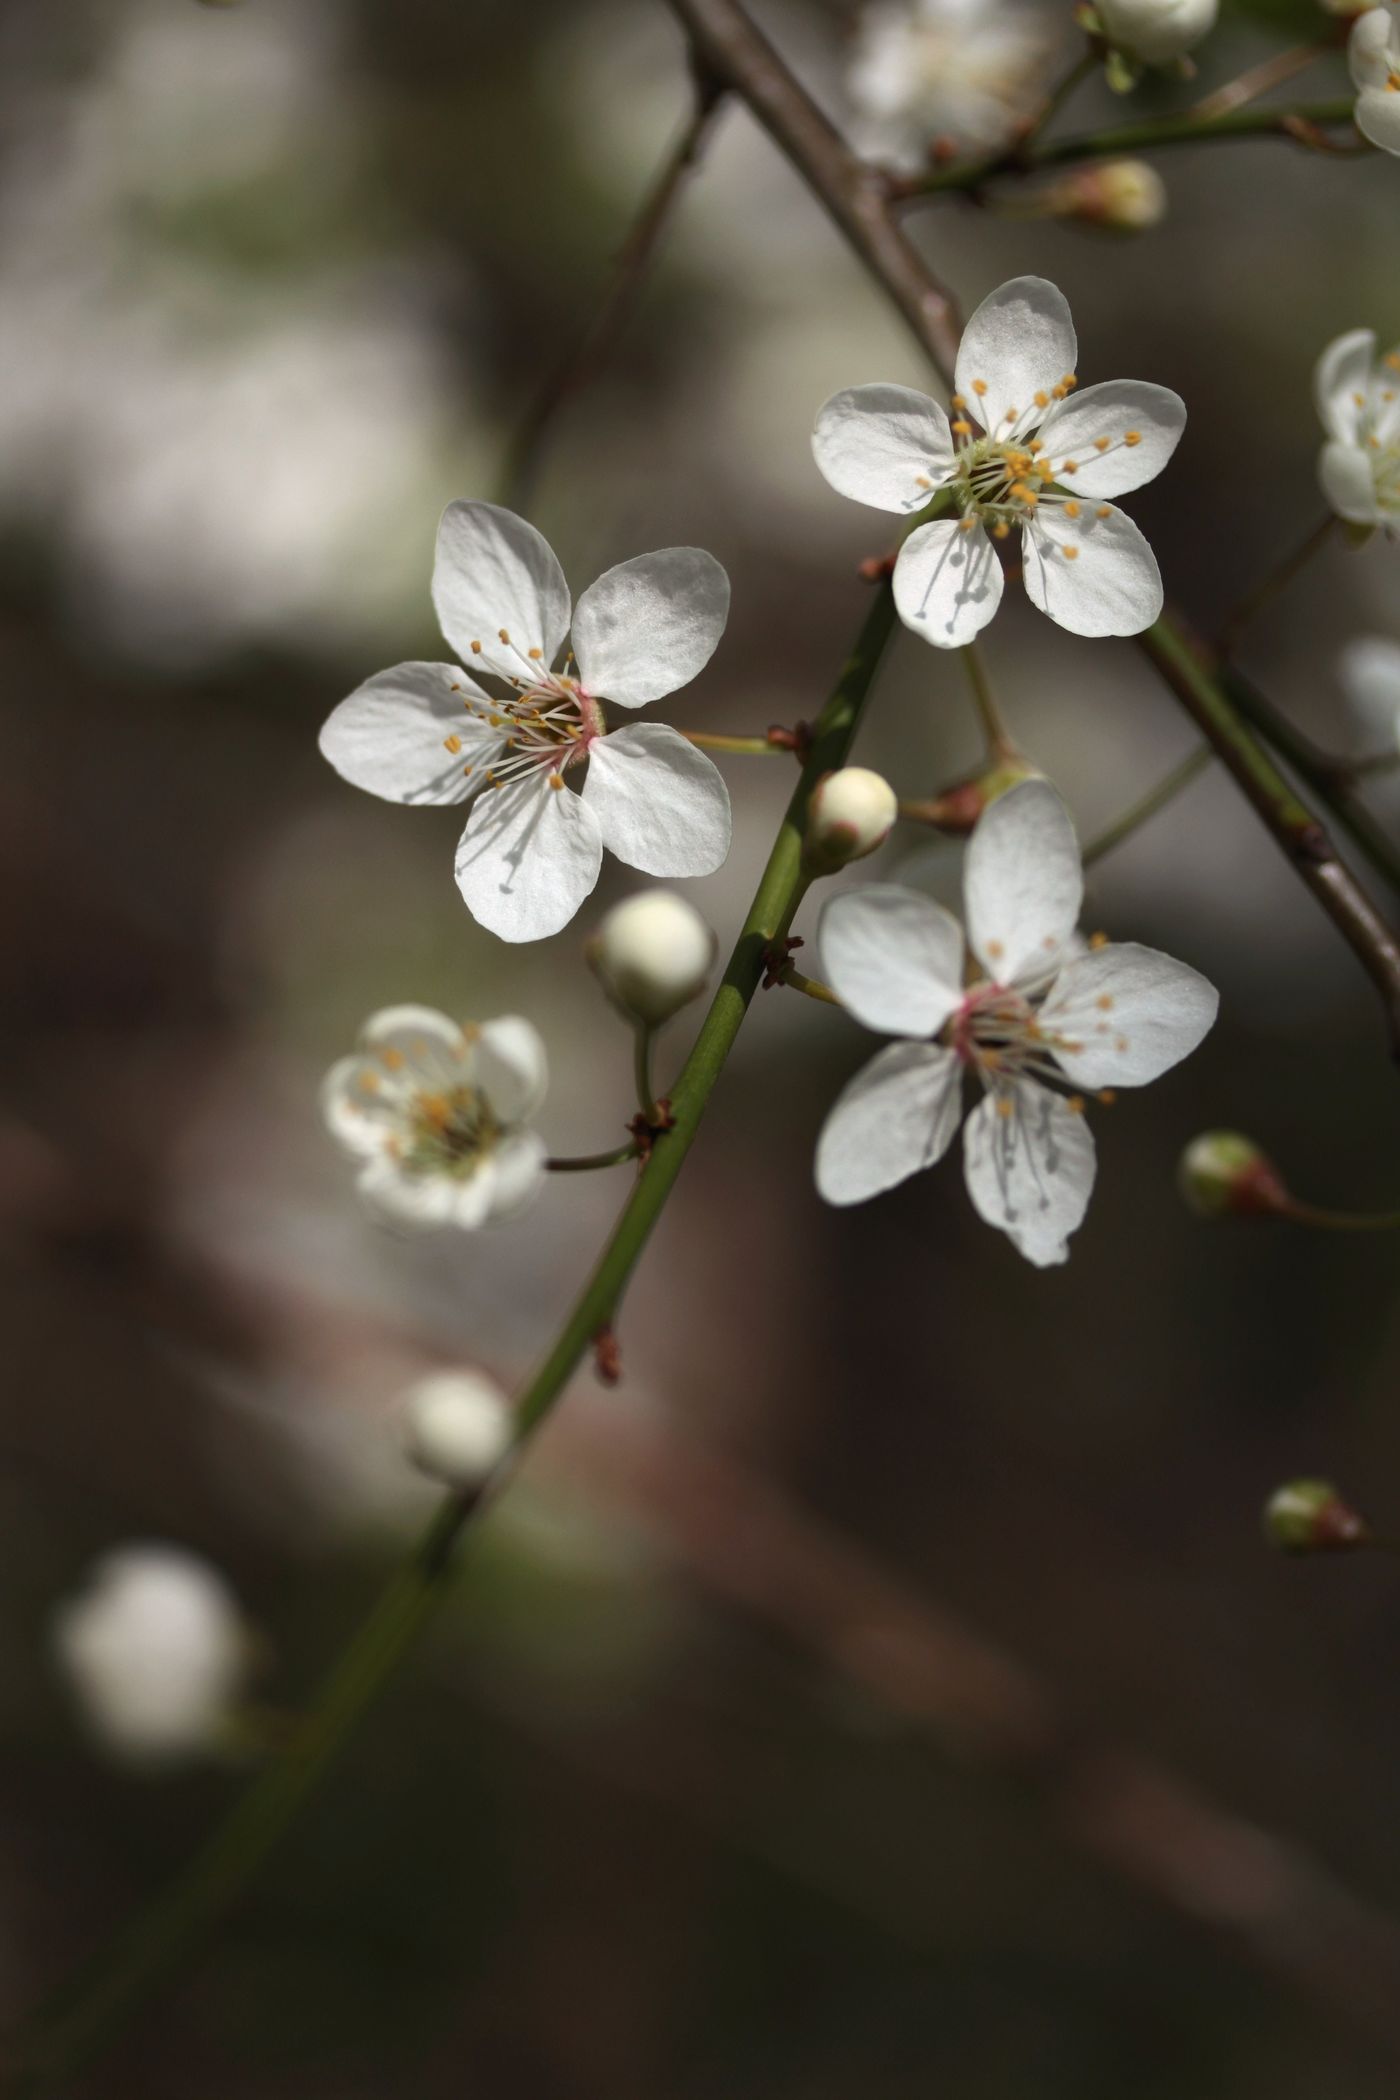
[320,503,732,941]
[814,780,1218,1264]
[1349,5,1400,156]
[1316,327,1400,530]
[813,277,1185,647]
[846,0,1052,164]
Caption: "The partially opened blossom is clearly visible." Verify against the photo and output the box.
[813,277,1185,647]
[846,0,1052,164]
[1349,5,1400,155]
[1315,328,1400,529]
[814,780,1217,1265]
[320,503,732,942]
[54,1546,250,1766]
[323,1005,548,1230]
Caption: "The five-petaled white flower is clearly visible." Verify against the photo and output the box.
[1350,4,1400,155]
[323,1004,549,1230]
[1316,326,1400,530]
[846,0,1053,165]
[814,780,1218,1265]
[319,503,733,942]
[812,275,1186,648]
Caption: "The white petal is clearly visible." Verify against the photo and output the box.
[964,779,1082,985]
[893,518,1003,648]
[1356,87,1400,154]
[1022,501,1162,639]
[811,384,956,512]
[570,548,730,709]
[321,1055,400,1159]
[818,886,965,1037]
[1039,942,1218,1088]
[1314,329,1376,449]
[1037,381,1186,499]
[581,724,731,877]
[1340,636,1400,739]
[961,1084,1096,1267]
[954,277,1077,440]
[473,1016,549,1121]
[357,1155,474,1232]
[1350,4,1396,89]
[360,1005,467,1077]
[318,662,499,806]
[431,500,571,682]
[815,1041,963,1205]
[483,1131,549,1222]
[1318,440,1381,526]
[454,774,603,942]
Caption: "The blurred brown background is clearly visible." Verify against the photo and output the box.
[4,0,1400,2093]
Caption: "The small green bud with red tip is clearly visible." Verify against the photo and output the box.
[1264,1480,1368,1555]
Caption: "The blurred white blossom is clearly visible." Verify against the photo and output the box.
[847,0,1054,164]
[1349,5,1400,156]
[1315,326,1400,530]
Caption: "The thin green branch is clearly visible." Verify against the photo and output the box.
[960,640,1017,760]
[13,580,900,2093]
[903,97,1356,200]
[546,1142,641,1172]
[1081,744,1213,866]
[633,1021,659,1123]
[777,964,842,1005]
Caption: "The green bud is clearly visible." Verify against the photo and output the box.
[1177,1131,1289,1218]
[1264,1480,1368,1555]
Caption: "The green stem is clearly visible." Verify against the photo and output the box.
[633,1021,658,1122]
[681,730,787,755]
[1286,1199,1400,1234]
[546,1142,640,1172]
[1081,745,1214,866]
[907,98,1356,199]
[779,965,842,1006]
[960,641,1016,760]
[15,580,900,2095]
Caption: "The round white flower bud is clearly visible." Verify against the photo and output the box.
[806,766,898,870]
[53,1545,249,1766]
[587,890,717,1026]
[1050,160,1167,231]
[402,1369,513,1489]
[1097,0,1218,62]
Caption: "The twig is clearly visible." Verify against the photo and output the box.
[1190,41,1333,123]
[497,74,726,509]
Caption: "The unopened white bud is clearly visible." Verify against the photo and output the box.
[1097,0,1218,62]
[806,766,898,870]
[53,1545,249,1766]
[402,1369,513,1489]
[587,889,717,1025]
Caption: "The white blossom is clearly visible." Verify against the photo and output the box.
[53,1546,249,1766]
[320,503,733,942]
[589,889,717,1024]
[1350,5,1400,152]
[1315,327,1400,530]
[1096,0,1219,64]
[402,1369,513,1488]
[814,780,1218,1265]
[846,0,1054,164]
[813,277,1185,648]
[323,1005,549,1231]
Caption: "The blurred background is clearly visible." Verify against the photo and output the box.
[4,0,1400,2093]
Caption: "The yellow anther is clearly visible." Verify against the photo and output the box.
[443,733,462,754]
[1062,545,1079,560]
[995,1095,1014,1118]
[462,763,473,776]
[1096,993,1114,1011]
[951,419,973,437]
[1093,436,1111,452]
[1387,352,1400,372]
[1099,1087,1118,1105]
[1355,391,1368,406]
[1051,384,1067,401]
[1028,439,1045,454]
[1123,431,1141,447]
[357,1070,380,1093]
[381,1047,405,1071]
[950,392,965,408]
[1066,1095,1085,1115]
[1063,501,1081,519]
[1062,373,1078,391]
[1089,930,1109,949]
[470,640,482,654]
[1060,460,1078,475]
[528,646,543,661]
[1034,390,1049,409]
[986,938,1004,960]
[958,514,978,533]
[915,473,932,489]
[548,771,565,790]
[972,379,988,396]
[1095,506,1111,519]
[992,521,1011,539]
[498,627,510,643]
[1009,482,1038,507]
